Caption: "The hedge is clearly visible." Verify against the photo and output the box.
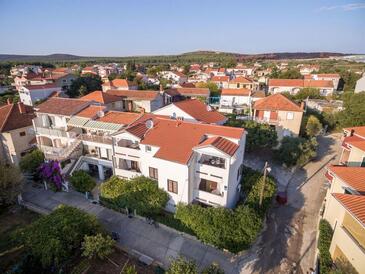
[318,219,333,274]
[100,176,169,216]
[175,166,277,253]
[70,170,96,193]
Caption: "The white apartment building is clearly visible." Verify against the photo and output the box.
[33,97,247,211]
[159,71,187,84]
[19,84,62,106]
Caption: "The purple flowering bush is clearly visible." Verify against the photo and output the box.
[39,160,63,191]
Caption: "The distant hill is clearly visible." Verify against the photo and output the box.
[0,51,350,64]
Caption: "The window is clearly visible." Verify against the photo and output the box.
[145,145,151,152]
[19,131,26,137]
[149,167,158,180]
[286,112,294,120]
[167,179,178,194]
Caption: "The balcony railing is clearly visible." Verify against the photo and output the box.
[253,117,279,125]
[78,134,112,145]
[39,139,81,161]
[198,157,225,169]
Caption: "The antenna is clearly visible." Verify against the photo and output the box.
[145,119,154,129]
[206,105,212,111]
[96,110,105,118]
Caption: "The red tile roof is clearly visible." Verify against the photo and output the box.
[97,111,141,125]
[342,135,365,152]
[36,97,90,116]
[332,193,365,227]
[304,74,340,79]
[106,90,160,101]
[254,93,303,112]
[221,88,251,96]
[211,76,230,82]
[75,105,106,118]
[195,136,239,156]
[344,126,365,139]
[0,103,35,132]
[328,165,365,194]
[81,90,122,104]
[269,79,304,87]
[304,80,333,88]
[172,99,227,124]
[165,88,210,97]
[229,77,253,84]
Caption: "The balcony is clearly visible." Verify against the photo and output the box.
[33,117,78,138]
[114,168,141,179]
[39,139,82,161]
[253,117,279,125]
[198,155,225,169]
[193,189,224,207]
[78,134,112,145]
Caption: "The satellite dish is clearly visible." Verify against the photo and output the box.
[145,119,154,129]
[96,110,105,118]
[206,105,212,111]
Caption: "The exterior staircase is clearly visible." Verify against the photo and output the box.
[43,139,82,162]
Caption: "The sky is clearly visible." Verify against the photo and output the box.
[0,0,364,56]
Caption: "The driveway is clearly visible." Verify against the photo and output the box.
[239,133,341,273]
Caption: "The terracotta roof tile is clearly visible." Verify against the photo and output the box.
[342,135,365,152]
[304,80,333,88]
[254,93,303,112]
[269,79,304,87]
[81,90,122,104]
[221,88,251,96]
[173,99,226,124]
[229,77,253,84]
[138,118,244,164]
[195,136,239,156]
[165,88,210,97]
[211,76,230,82]
[75,105,106,118]
[332,193,365,227]
[36,97,90,116]
[328,165,365,194]
[97,111,141,125]
[0,103,34,132]
[106,90,159,101]
[24,83,58,90]
[344,126,365,139]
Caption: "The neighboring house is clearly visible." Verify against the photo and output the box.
[106,89,164,112]
[19,84,62,106]
[323,193,365,273]
[14,72,47,90]
[233,65,254,77]
[159,71,187,84]
[340,126,365,166]
[47,72,76,90]
[227,77,258,90]
[81,66,98,75]
[113,116,247,211]
[268,79,334,96]
[153,99,227,125]
[163,87,210,104]
[80,90,124,111]
[304,73,341,90]
[188,72,210,83]
[102,79,138,92]
[355,73,365,93]
[253,93,304,139]
[219,89,264,114]
[298,65,319,75]
[306,99,344,113]
[211,76,230,89]
[0,102,35,165]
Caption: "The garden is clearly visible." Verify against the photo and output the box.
[99,167,277,253]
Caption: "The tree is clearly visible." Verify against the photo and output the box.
[81,233,114,260]
[167,257,198,274]
[19,205,102,268]
[19,149,45,175]
[225,119,277,151]
[305,115,323,137]
[67,74,102,97]
[70,170,96,193]
[201,262,225,274]
[0,162,23,207]
[336,92,365,128]
[121,265,138,274]
[295,88,324,100]
[195,81,220,96]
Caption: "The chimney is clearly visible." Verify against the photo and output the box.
[350,129,355,136]
[140,108,145,114]
[300,101,305,110]
[18,102,26,114]
[7,98,12,105]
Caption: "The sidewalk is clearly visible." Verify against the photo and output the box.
[22,184,239,274]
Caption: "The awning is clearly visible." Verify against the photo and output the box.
[67,116,90,128]
[83,120,123,132]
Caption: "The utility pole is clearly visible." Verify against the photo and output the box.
[259,161,268,207]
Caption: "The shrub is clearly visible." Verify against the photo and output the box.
[81,233,114,260]
[167,256,198,274]
[202,262,225,274]
[19,149,44,174]
[122,265,138,274]
[0,163,23,207]
[274,136,318,167]
[305,115,323,137]
[39,160,64,191]
[19,205,102,268]
[70,170,96,193]
[100,176,169,216]
[318,219,333,274]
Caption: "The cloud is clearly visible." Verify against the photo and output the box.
[317,3,365,12]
